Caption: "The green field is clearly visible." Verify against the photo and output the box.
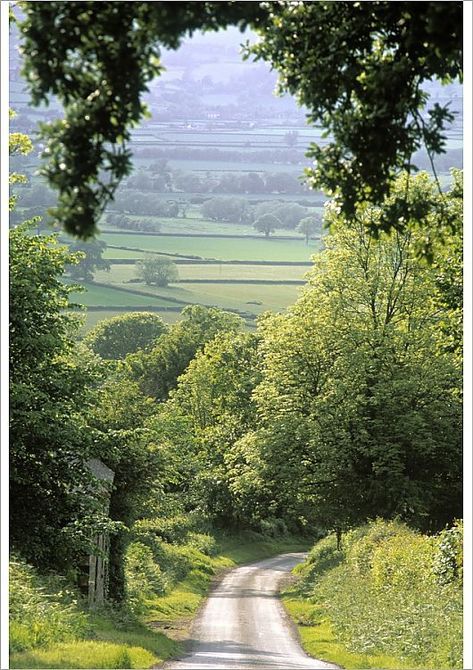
[167,159,311,173]
[101,214,323,238]
[95,279,301,315]
[101,233,319,262]
[95,263,309,283]
[69,283,175,308]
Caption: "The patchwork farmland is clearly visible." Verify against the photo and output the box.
[10,25,462,335]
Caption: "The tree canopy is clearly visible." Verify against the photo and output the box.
[18,1,462,239]
[83,311,168,360]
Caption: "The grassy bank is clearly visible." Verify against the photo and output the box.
[282,520,463,670]
[10,532,309,669]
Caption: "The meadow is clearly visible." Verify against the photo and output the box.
[77,115,458,335]
[101,232,319,262]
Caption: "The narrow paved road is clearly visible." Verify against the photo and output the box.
[164,552,339,670]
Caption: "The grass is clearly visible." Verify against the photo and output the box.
[93,279,302,315]
[173,282,302,313]
[102,214,323,237]
[144,532,310,626]
[282,592,413,670]
[69,283,175,308]
[103,247,147,260]
[168,159,311,173]
[94,263,309,283]
[100,232,320,262]
[281,522,463,670]
[11,533,310,670]
[10,641,158,669]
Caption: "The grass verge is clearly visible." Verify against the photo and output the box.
[281,520,463,670]
[11,532,309,670]
[282,588,412,670]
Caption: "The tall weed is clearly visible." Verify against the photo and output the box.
[301,520,463,669]
[10,558,88,653]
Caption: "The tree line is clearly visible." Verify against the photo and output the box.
[10,170,462,603]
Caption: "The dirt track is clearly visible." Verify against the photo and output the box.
[164,552,339,670]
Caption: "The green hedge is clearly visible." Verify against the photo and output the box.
[299,519,463,669]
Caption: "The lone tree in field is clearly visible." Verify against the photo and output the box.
[136,255,179,287]
[297,216,320,245]
[253,213,281,238]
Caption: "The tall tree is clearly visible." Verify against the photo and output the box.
[251,173,462,532]
[10,225,108,570]
[83,312,168,360]
[297,216,320,245]
[136,255,179,287]
[253,213,280,238]
[167,331,263,528]
[125,305,244,402]
[66,238,110,282]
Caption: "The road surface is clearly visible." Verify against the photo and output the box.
[164,552,339,670]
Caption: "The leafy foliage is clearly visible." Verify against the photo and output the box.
[249,1,462,229]
[83,312,168,360]
[10,557,88,653]
[9,225,109,570]
[125,305,243,402]
[19,2,461,238]
[66,238,110,282]
[295,521,463,668]
[248,174,462,532]
[253,212,280,237]
[297,215,319,244]
[135,255,179,287]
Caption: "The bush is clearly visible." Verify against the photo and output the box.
[125,543,167,615]
[370,532,436,589]
[133,515,194,545]
[299,520,463,668]
[9,558,88,653]
[301,534,344,586]
[432,519,463,586]
[344,518,409,576]
[259,517,288,538]
[186,532,219,557]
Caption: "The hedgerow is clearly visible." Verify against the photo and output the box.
[299,519,463,669]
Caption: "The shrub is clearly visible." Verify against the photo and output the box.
[432,519,463,586]
[344,518,409,576]
[370,532,436,589]
[298,520,463,668]
[259,517,288,538]
[125,543,167,615]
[133,515,194,545]
[300,534,344,586]
[9,558,88,653]
[186,532,219,557]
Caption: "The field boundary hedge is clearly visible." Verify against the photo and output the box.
[103,229,319,241]
[176,279,305,285]
[107,257,313,267]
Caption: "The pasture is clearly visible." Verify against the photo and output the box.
[94,263,309,283]
[100,232,320,262]
[101,213,323,237]
[68,283,176,308]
